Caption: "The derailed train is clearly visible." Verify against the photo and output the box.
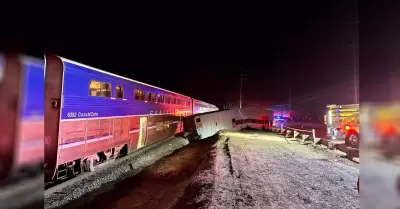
[0,54,219,183]
[44,55,219,182]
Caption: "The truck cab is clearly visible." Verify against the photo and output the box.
[325,104,360,148]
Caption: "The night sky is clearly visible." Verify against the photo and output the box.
[0,1,398,109]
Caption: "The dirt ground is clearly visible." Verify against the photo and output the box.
[58,137,218,209]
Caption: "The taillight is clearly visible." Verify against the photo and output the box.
[344,125,351,130]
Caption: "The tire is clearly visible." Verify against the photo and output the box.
[345,131,360,149]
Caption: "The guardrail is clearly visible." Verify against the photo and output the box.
[271,124,321,146]
[270,123,359,162]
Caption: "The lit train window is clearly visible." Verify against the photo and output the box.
[116,85,124,99]
[134,90,145,101]
[151,93,156,103]
[89,80,111,97]
[100,83,111,97]
[89,81,101,96]
[156,122,163,131]
[157,94,163,103]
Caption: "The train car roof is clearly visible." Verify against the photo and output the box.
[21,55,44,66]
[55,55,191,99]
[193,98,214,105]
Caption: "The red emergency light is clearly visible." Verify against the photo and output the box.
[375,122,397,136]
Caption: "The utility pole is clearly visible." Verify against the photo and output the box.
[288,74,292,111]
[342,0,359,104]
[353,4,359,104]
[239,70,248,108]
[289,86,291,111]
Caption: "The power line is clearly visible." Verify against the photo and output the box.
[290,80,353,102]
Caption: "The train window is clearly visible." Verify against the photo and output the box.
[160,95,165,103]
[89,81,101,96]
[134,90,145,101]
[157,94,163,103]
[147,92,152,102]
[89,80,111,97]
[171,98,176,104]
[141,91,146,100]
[156,122,163,131]
[100,83,112,97]
[116,85,124,99]
[164,121,170,128]
[187,101,191,106]
[151,93,156,103]
[177,99,181,106]
[165,96,170,104]
[196,118,201,123]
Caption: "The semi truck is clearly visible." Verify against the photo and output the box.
[324,104,360,148]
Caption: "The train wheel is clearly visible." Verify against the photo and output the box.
[83,158,96,172]
[71,160,82,177]
[117,145,128,159]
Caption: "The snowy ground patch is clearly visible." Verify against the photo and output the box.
[190,131,359,209]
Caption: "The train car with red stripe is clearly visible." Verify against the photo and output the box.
[44,55,193,182]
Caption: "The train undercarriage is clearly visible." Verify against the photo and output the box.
[52,144,128,182]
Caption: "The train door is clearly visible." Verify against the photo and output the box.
[44,55,64,182]
[121,117,130,142]
[0,55,22,180]
[113,118,122,144]
[137,117,148,149]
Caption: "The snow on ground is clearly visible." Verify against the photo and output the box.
[191,131,359,209]
[44,137,189,209]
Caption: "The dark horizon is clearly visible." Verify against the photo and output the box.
[0,0,397,109]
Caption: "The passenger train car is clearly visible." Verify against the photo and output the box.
[0,54,44,181]
[44,55,217,182]
[192,99,219,114]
